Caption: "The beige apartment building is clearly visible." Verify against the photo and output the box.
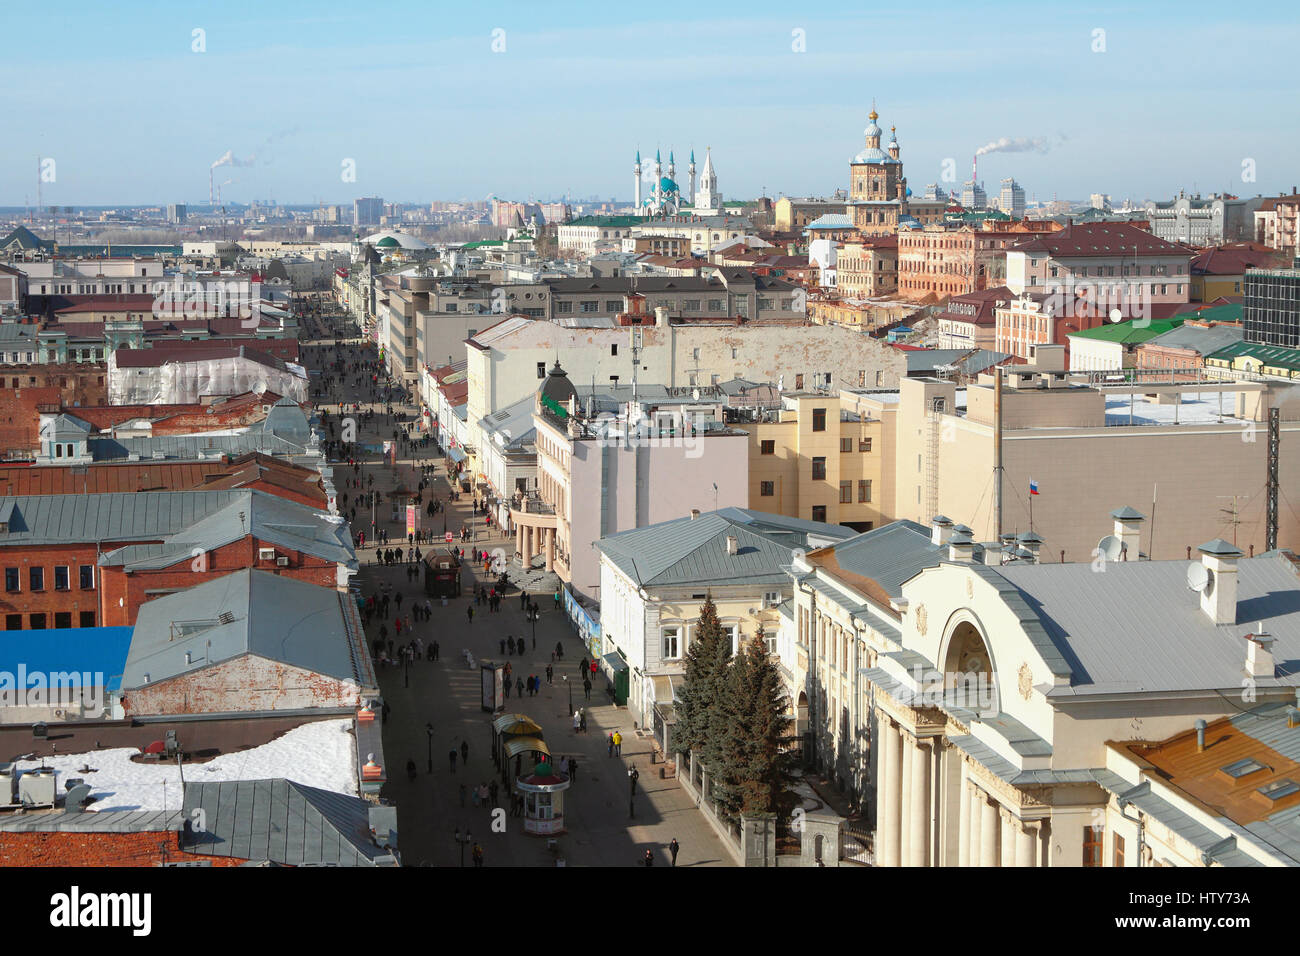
[739,392,893,532]
[875,355,1300,561]
[836,236,898,298]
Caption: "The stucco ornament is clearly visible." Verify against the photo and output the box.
[1017,662,1033,701]
[915,603,927,636]
[965,575,974,600]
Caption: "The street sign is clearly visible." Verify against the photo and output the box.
[445,532,454,543]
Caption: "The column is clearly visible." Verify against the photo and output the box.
[1000,809,1016,868]
[979,796,999,867]
[880,721,902,868]
[957,771,971,868]
[968,784,982,866]
[516,522,523,559]
[525,525,534,561]
[545,528,556,572]
[898,734,913,867]
[908,737,931,867]
[1015,822,1037,868]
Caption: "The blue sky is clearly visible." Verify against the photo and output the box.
[5,0,1299,207]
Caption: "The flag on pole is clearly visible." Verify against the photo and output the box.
[1029,479,1040,496]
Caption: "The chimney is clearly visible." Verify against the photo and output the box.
[1017,530,1044,562]
[1244,625,1275,679]
[725,534,738,555]
[690,509,700,520]
[655,306,669,327]
[930,514,953,546]
[1195,719,1207,752]
[1197,538,1243,625]
[948,531,975,562]
[1111,506,1145,560]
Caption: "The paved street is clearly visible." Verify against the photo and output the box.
[302,307,733,867]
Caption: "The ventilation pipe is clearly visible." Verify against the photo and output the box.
[1195,719,1207,752]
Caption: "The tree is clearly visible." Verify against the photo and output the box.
[711,629,794,819]
[671,595,730,759]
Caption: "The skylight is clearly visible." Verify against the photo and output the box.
[1221,758,1266,779]
[1257,779,1300,802]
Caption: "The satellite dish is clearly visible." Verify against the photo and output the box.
[1109,308,1123,323]
[1186,562,1209,592]
[1097,535,1123,562]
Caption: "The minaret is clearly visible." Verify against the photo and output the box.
[634,151,642,213]
[888,125,900,161]
[668,150,676,181]
[688,150,697,207]
[653,149,663,216]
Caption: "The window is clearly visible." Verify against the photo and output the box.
[1113,833,1125,868]
[5,614,20,631]
[4,568,17,593]
[537,362,547,379]
[79,611,96,628]
[685,300,702,312]
[811,505,827,523]
[840,437,853,453]
[1082,826,1103,867]
[760,481,775,497]
[760,440,775,455]
[692,348,701,361]
[557,301,573,314]
[811,457,827,480]
[795,374,804,389]
[610,344,618,356]
[708,299,724,312]
[858,479,873,503]
[764,630,778,655]
[839,481,852,504]
[29,613,47,630]
[29,567,44,592]
[859,437,873,452]
[80,565,95,590]
[54,612,72,629]
[54,566,70,591]
[605,300,621,313]
[662,626,681,660]
[723,623,740,655]
[812,408,826,431]
[763,591,780,608]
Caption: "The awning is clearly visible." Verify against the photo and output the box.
[601,652,628,674]
[494,713,542,737]
[651,675,678,703]
[503,736,551,760]
[446,446,466,463]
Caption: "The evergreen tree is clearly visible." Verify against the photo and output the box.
[712,629,794,819]
[671,595,730,759]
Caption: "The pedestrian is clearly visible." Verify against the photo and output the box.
[613,731,622,756]
[467,605,474,624]
[433,641,440,661]
[555,641,563,660]
[546,664,553,685]
[516,677,524,697]
[472,843,484,867]
[568,757,578,782]
[449,749,457,772]
[583,677,591,701]
[669,838,680,866]
[489,780,499,806]
[461,740,469,765]
[500,638,507,655]
[460,782,467,807]
[579,710,587,733]
[590,658,598,680]
[643,849,654,867]
[573,710,581,732]
[507,636,515,655]
[608,733,615,757]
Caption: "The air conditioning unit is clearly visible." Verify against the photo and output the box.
[19,767,57,809]
[258,548,276,561]
[276,556,289,567]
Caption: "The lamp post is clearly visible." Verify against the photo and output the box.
[454,827,472,867]
[529,606,538,651]
[426,722,434,774]
[404,652,411,688]
[628,766,639,818]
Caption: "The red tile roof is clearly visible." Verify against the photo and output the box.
[1010,222,1193,258]
[54,295,157,314]
[1191,246,1286,275]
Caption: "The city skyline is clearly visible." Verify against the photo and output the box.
[6,0,1300,207]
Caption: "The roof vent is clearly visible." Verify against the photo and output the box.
[1244,625,1275,679]
[725,534,738,556]
[690,509,700,520]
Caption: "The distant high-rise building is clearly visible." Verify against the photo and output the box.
[923,184,948,202]
[1089,193,1112,211]
[354,197,384,226]
[166,203,187,223]
[960,180,987,212]
[998,178,1025,219]
[1243,266,1300,348]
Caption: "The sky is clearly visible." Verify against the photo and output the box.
[5,0,1299,208]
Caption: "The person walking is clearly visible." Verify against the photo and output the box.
[472,843,484,867]
[669,838,680,866]
[608,733,615,758]
[573,710,581,732]
[461,740,469,766]
[613,730,622,756]
[516,677,525,698]
[449,748,457,772]
[568,757,578,782]
[459,782,467,807]
[583,676,591,701]
[579,710,587,733]
[643,849,654,867]
[466,604,474,625]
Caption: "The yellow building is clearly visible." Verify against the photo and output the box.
[740,392,894,531]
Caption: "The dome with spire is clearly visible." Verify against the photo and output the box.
[538,360,576,414]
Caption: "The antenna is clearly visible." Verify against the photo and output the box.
[1097,535,1123,562]
[1186,562,1209,592]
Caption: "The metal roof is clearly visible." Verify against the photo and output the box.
[996,553,1300,697]
[182,779,394,866]
[124,569,369,690]
[595,508,855,588]
[0,490,240,545]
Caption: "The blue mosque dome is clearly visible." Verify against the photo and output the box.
[659,176,679,193]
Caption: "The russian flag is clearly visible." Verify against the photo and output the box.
[1029,479,1040,496]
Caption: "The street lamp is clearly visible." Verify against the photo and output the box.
[529,606,538,650]
[454,827,472,867]
[404,652,411,688]
[426,722,434,774]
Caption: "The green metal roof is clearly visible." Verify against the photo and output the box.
[1205,341,1300,372]
[1068,318,1183,344]
[564,215,642,227]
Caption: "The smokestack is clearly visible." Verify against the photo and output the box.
[1195,719,1206,752]
[972,155,977,185]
